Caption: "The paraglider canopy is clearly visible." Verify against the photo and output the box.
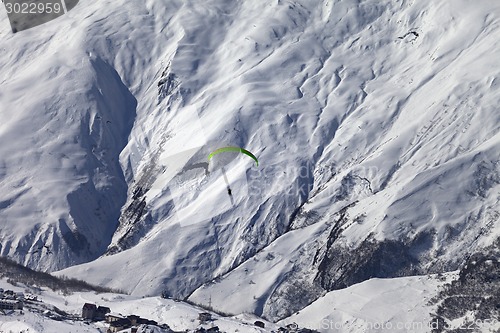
[208,146,259,167]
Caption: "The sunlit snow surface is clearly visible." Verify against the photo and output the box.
[0,0,499,328]
[0,278,277,333]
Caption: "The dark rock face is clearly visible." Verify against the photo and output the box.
[430,238,500,332]
[264,277,325,321]
[312,212,443,292]
[314,235,423,291]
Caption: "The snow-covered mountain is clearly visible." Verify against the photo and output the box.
[1,0,499,328]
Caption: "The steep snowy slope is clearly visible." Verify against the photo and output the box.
[187,0,500,319]
[0,0,177,270]
[1,0,499,326]
[61,0,499,300]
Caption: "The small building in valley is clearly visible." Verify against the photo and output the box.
[82,303,97,320]
[127,315,140,326]
[198,312,212,323]
[95,306,111,320]
[0,299,23,310]
[108,317,131,332]
[105,312,125,323]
